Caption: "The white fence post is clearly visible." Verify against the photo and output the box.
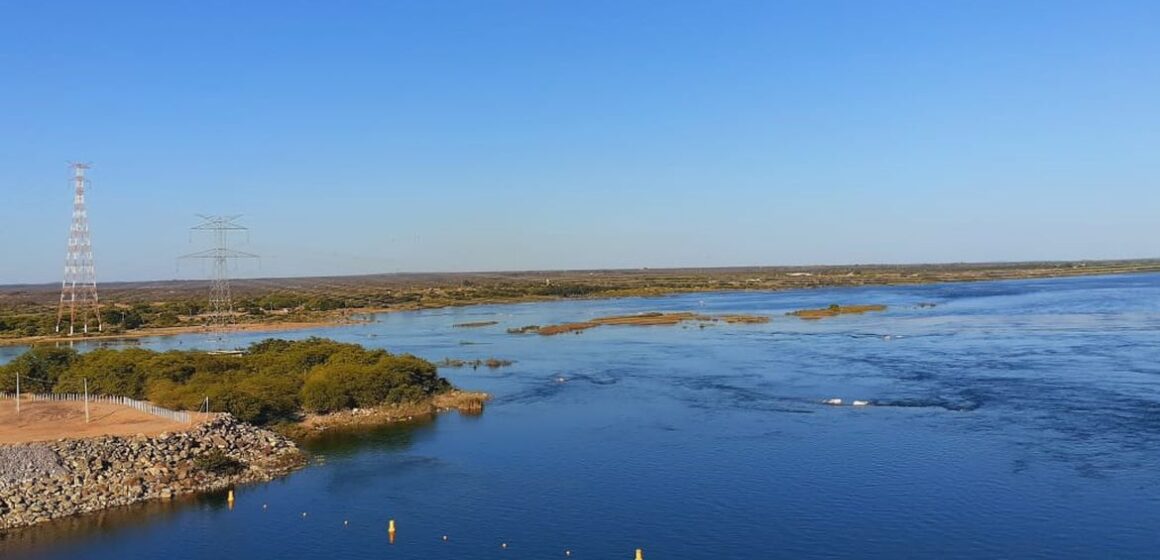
[0,392,190,423]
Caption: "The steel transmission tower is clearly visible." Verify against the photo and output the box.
[56,163,102,335]
[181,215,257,332]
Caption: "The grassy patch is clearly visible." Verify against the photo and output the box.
[788,304,887,320]
[536,322,600,336]
[717,314,771,324]
[590,312,709,326]
[437,358,514,369]
[452,321,499,328]
[532,312,772,335]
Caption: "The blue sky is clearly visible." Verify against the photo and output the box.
[1,1,1157,283]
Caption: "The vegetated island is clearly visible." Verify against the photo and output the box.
[788,304,888,320]
[0,338,486,529]
[437,357,515,369]
[511,311,771,336]
[1,259,1157,346]
[452,321,499,328]
[0,337,486,431]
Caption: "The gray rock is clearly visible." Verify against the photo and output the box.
[0,414,305,530]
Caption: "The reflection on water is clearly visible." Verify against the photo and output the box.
[0,492,217,557]
[0,415,468,555]
[2,273,1160,559]
[303,414,438,458]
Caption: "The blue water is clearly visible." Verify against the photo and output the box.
[3,274,1160,559]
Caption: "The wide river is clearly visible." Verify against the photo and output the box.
[2,274,1159,559]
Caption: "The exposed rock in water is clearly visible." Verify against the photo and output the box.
[0,414,305,530]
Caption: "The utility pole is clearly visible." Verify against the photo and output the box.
[56,163,102,335]
[180,216,257,334]
[84,377,90,423]
[15,373,19,413]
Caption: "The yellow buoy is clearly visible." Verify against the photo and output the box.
[635,548,644,560]
[227,490,234,503]
[389,519,396,532]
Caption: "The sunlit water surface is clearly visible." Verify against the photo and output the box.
[2,274,1159,559]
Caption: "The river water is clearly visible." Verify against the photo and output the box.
[2,274,1159,559]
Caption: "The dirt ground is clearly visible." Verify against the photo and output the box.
[0,399,189,444]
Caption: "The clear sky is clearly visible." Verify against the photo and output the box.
[1,1,1157,284]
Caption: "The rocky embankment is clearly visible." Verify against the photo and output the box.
[0,415,305,530]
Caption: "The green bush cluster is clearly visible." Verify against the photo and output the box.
[0,338,450,425]
[0,314,55,337]
[0,300,204,338]
[301,354,439,413]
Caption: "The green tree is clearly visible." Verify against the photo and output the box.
[0,347,80,392]
[55,348,154,397]
[0,337,451,425]
[301,366,351,413]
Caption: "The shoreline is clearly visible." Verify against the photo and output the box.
[280,390,491,439]
[0,390,489,531]
[0,320,355,348]
[2,265,1157,349]
[0,414,305,531]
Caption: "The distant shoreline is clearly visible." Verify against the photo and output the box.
[0,320,349,348]
[2,261,1157,348]
[4,259,1159,292]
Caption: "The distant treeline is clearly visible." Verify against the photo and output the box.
[0,338,450,424]
[5,260,1158,338]
[0,297,376,337]
[0,285,600,337]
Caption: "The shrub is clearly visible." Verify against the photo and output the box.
[0,347,80,392]
[1,338,450,425]
[301,368,353,413]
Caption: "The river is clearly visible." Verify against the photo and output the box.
[2,273,1159,559]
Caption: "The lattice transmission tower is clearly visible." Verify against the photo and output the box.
[181,215,257,332]
[56,162,102,335]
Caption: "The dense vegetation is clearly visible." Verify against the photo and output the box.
[0,338,451,424]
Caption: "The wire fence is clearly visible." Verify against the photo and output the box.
[0,392,191,423]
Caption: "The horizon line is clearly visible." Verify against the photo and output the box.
[3,257,1157,290]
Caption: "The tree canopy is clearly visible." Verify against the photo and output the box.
[0,338,451,424]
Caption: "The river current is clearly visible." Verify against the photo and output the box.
[2,273,1159,559]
